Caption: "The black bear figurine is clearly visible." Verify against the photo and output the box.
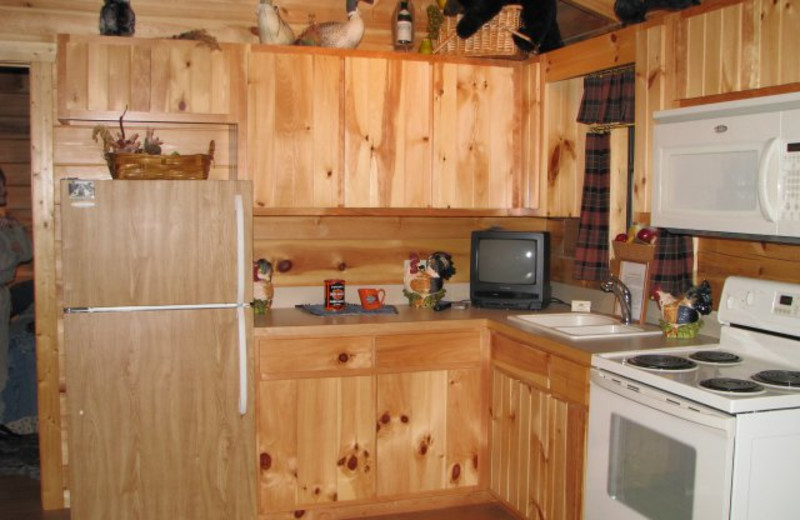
[446,0,563,54]
[99,0,136,37]
[614,0,699,25]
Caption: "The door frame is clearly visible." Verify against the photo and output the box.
[1,41,63,510]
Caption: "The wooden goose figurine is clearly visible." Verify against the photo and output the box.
[257,0,295,45]
[295,0,365,49]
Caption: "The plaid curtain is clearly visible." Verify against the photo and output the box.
[573,133,611,281]
[651,230,694,295]
[576,67,635,126]
[573,66,635,281]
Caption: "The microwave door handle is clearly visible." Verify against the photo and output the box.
[757,137,780,222]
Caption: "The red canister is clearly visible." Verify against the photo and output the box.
[324,279,346,311]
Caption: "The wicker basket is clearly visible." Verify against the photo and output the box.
[434,6,526,58]
[105,140,215,180]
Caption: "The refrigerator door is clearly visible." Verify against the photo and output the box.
[64,308,256,520]
[61,180,253,308]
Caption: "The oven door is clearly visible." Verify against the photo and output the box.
[584,370,736,520]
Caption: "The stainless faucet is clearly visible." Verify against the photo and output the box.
[601,275,633,325]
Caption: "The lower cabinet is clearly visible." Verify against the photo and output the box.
[255,328,485,517]
[255,326,588,519]
[489,331,589,520]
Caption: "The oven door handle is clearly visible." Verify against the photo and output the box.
[591,369,735,433]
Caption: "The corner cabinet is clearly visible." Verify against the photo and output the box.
[255,327,487,518]
[489,331,589,520]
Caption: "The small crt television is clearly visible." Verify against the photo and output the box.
[470,229,550,310]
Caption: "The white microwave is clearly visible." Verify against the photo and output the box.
[651,92,800,243]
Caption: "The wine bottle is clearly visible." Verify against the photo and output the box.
[393,0,414,51]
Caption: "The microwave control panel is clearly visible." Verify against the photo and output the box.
[783,142,800,221]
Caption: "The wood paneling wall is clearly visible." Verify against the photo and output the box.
[0,0,440,53]
[253,216,580,287]
[0,67,32,282]
[670,0,800,101]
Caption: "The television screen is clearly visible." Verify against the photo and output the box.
[477,239,538,285]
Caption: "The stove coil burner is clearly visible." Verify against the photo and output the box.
[699,378,766,394]
[626,354,698,372]
[688,351,743,365]
[752,370,800,390]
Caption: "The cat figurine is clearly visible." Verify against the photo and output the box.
[99,0,136,36]
[614,0,699,25]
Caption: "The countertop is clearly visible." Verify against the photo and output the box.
[253,305,718,365]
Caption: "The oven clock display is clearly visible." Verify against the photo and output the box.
[774,293,800,317]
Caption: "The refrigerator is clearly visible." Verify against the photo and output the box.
[60,179,256,520]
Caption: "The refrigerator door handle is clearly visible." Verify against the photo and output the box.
[237,305,247,415]
[235,194,246,306]
[234,194,248,415]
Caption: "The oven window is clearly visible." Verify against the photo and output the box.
[608,414,696,520]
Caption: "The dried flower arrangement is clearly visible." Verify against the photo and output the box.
[92,108,213,180]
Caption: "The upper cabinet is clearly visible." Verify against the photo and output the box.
[247,45,526,211]
[57,34,247,124]
[670,0,800,101]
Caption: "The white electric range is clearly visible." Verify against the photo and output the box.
[585,276,800,520]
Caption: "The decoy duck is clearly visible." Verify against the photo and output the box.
[257,0,295,45]
[295,0,368,49]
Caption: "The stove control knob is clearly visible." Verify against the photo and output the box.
[726,295,737,309]
[746,291,756,306]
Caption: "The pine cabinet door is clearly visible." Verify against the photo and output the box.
[57,34,246,123]
[432,62,520,209]
[257,376,376,514]
[248,50,344,209]
[344,56,433,208]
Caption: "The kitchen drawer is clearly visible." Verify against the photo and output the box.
[375,330,481,369]
[258,336,373,377]
[490,332,548,389]
[549,355,589,405]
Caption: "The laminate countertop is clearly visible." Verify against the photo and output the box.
[253,305,718,366]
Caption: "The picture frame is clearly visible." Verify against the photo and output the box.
[611,241,656,325]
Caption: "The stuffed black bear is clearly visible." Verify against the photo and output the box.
[614,0,699,25]
[446,0,563,54]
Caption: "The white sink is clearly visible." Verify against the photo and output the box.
[508,312,663,340]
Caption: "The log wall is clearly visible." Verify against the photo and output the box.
[0,67,32,282]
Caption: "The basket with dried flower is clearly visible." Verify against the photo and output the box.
[93,109,213,180]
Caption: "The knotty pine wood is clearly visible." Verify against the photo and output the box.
[256,329,485,516]
[489,334,588,520]
[252,216,586,287]
[354,502,519,520]
[671,0,800,100]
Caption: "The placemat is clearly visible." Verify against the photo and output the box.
[296,303,399,316]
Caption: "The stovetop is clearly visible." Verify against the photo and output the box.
[592,277,800,415]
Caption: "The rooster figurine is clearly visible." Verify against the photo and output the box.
[295,0,368,49]
[257,0,295,45]
[253,258,274,314]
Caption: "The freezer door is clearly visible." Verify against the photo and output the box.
[64,308,256,520]
[61,180,253,308]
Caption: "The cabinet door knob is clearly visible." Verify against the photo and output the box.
[338,352,350,363]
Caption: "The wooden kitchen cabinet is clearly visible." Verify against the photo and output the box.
[375,330,484,495]
[57,34,246,124]
[489,331,588,520]
[256,334,376,514]
[255,327,487,516]
[246,45,525,212]
[432,62,521,210]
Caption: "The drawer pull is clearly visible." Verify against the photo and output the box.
[338,352,351,363]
